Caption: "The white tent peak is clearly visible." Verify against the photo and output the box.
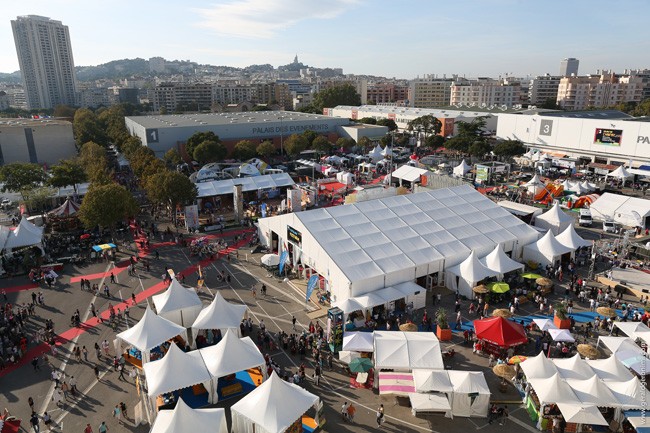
[4,217,44,250]
[452,159,472,177]
[520,352,558,379]
[538,230,574,256]
[199,329,265,378]
[151,398,228,433]
[152,278,203,326]
[607,165,632,179]
[539,203,573,224]
[142,343,212,397]
[480,244,524,275]
[524,174,545,187]
[192,292,247,332]
[117,306,186,352]
[456,251,497,283]
[556,225,592,250]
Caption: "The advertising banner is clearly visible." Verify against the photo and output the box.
[306,275,319,302]
[279,251,289,274]
[287,225,302,247]
[476,166,489,181]
[184,205,199,230]
[594,128,623,146]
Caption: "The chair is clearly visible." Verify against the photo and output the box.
[356,372,368,384]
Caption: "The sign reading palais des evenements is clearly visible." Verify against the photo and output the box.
[252,123,331,136]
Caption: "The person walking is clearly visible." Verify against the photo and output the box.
[376,404,385,427]
[346,403,356,423]
[98,421,108,433]
[70,376,78,396]
[110,273,116,284]
[102,339,110,357]
[118,364,126,381]
[120,402,128,420]
[84,423,93,433]
[292,316,297,331]
[28,396,35,412]
[94,365,101,380]
[314,365,321,386]
[113,404,122,424]
[30,412,40,433]
[82,346,89,362]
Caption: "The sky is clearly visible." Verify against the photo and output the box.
[2,0,649,79]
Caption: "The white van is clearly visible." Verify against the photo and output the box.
[603,219,617,233]
[579,209,592,227]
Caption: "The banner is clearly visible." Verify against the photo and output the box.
[306,275,319,302]
[184,205,199,229]
[261,203,267,218]
[278,251,289,274]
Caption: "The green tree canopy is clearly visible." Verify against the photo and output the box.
[79,141,112,185]
[98,105,130,147]
[73,108,107,148]
[139,158,167,184]
[425,134,446,149]
[0,162,46,199]
[232,140,258,161]
[357,136,372,151]
[407,115,442,138]
[311,136,333,152]
[53,104,76,118]
[444,135,472,153]
[145,170,197,213]
[121,136,143,158]
[301,130,319,146]
[456,117,487,136]
[468,140,492,157]
[312,83,361,112]
[193,140,227,164]
[78,183,138,230]
[185,131,220,159]
[376,118,398,131]
[23,186,55,214]
[256,140,276,159]
[284,134,309,156]
[163,148,182,166]
[358,117,377,125]
[493,139,526,158]
[128,146,157,178]
[335,137,356,151]
[48,159,87,193]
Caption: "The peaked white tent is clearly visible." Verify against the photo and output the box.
[605,377,650,409]
[143,343,212,398]
[342,331,374,352]
[452,160,472,177]
[446,251,499,299]
[368,145,383,163]
[556,225,592,250]
[231,372,319,433]
[479,244,524,279]
[532,318,557,331]
[587,355,635,382]
[380,146,393,157]
[556,403,608,426]
[552,354,595,380]
[4,217,44,251]
[413,369,454,393]
[522,230,574,268]
[373,331,444,370]
[527,373,580,405]
[548,328,575,342]
[116,307,187,363]
[580,180,595,192]
[606,165,632,180]
[447,371,491,418]
[534,203,574,235]
[613,322,650,346]
[152,279,203,327]
[520,352,559,379]
[524,174,545,193]
[151,398,228,433]
[192,292,247,337]
[565,376,618,406]
[560,179,575,191]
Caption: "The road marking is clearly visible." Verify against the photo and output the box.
[52,365,114,426]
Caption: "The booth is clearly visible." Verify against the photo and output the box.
[411,369,490,418]
[445,251,499,299]
[191,292,247,342]
[555,225,592,250]
[151,398,228,433]
[373,331,444,371]
[522,230,574,268]
[479,244,525,280]
[452,160,472,178]
[4,217,44,252]
[473,317,527,357]
[152,278,203,328]
[342,331,374,353]
[534,203,574,235]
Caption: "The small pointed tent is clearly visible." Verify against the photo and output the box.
[520,352,559,379]
[473,317,527,347]
[447,371,491,418]
[479,244,524,279]
[587,355,635,382]
[522,230,574,268]
[368,145,383,163]
[380,146,393,157]
[151,398,228,433]
[452,160,472,177]
[524,174,545,193]
[552,354,596,380]
[527,373,580,405]
[4,217,44,251]
[199,329,265,382]
[556,403,608,426]
[446,251,499,299]
[534,203,574,235]
[143,343,212,397]
[47,198,81,218]
[556,225,592,250]
[231,372,319,433]
[606,165,632,179]
[191,292,247,336]
[566,376,618,406]
[560,179,574,191]
[580,180,595,192]
[342,331,374,352]
[152,278,203,327]
[116,307,187,363]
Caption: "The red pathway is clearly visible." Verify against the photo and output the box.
[2,283,39,293]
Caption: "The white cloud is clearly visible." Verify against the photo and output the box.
[194,0,359,39]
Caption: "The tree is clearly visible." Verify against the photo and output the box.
[193,140,227,164]
[335,137,356,151]
[121,136,143,158]
[311,136,333,152]
[358,117,377,125]
[49,159,87,193]
[73,108,107,148]
[232,140,257,161]
[163,148,182,166]
[256,140,276,159]
[376,118,398,131]
[425,134,445,149]
[444,135,472,153]
[0,163,46,199]
[540,98,562,110]
[185,131,220,159]
[357,136,372,152]
[53,104,76,118]
[98,105,130,147]
[139,158,167,184]
[78,183,138,231]
[468,140,492,157]
[79,141,112,184]
[128,146,157,178]
[23,186,55,214]
[283,134,309,156]
[145,171,197,218]
[456,117,487,137]
[493,139,526,158]
[407,115,442,139]
[312,84,361,112]
[301,130,319,146]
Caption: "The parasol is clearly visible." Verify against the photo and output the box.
[349,357,373,373]
[596,307,617,318]
[80,233,91,240]
[473,284,489,294]
[493,364,516,379]
[536,277,553,287]
[522,273,542,279]
[92,243,116,252]
[260,254,281,267]
[508,355,528,364]
[399,323,418,332]
[492,308,513,319]
[488,282,510,294]
[577,344,600,359]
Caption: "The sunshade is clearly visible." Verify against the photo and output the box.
[92,243,116,252]
[508,355,528,364]
[536,277,553,287]
[488,282,510,294]
[399,323,418,332]
[492,308,513,318]
[473,284,489,294]
[260,254,281,266]
[522,273,542,279]
[474,317,527,347]
[349,357,373,373]
[548,328,575,342]
[493,364,516,379]
[596,307,617,318]
[577,344,600,359]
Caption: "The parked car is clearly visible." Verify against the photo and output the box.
[579,209,593,227]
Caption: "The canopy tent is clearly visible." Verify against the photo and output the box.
[342,331,374,352]
[368,146,383,163]
[587,355,635,382]
[143,343,212,398]
[447,371,491,418]
[565,376,619,407]
[552,354,596,380]
[613,322,650,347]
[452,160,472,177]
[413,369,453,393]
[598,336,650,375]
[548,328,575,342]
[116,307,187,363]
[373,331,444,370]
[408,393,452,416]
[191,292,247,337]
[334,282,422,314]
[589,192,650,228]
[624,410,650,433]
[152,279,203,327]
[260,254,281,267]
[151,398,228,433]
[556,225,592,250]
[479,244,524,279]
[380,146,393,157]
[473,317,527,347]
[4,217,44,251]
[527,373,580,405]
[556,403,608,426]
[522,230,574,268]
[606,377,650,409]
[560,179,575,191]
[47,198,81,218]
[532,318,557,332]
[231,372,319,433]
[534,203,574,235]
[390,165,428,184]
[524,174,545,193]
[606,165,632,179]
[446,251,499,299]
[520,352,559,379]
[195,173,295,199]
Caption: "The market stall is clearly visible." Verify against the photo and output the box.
[534,203,574,235]
[191,292,247,342]
[479,244,525,280]
[152,278,203,327]
[555,225,592,250]
[522,230,574,268]
[445,251,499,299]
[473,317,527,357]
[373,331,444,371]
[342,331,374,352]
[150,398,228,433]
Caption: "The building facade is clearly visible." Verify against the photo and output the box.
[367,83,409,105]
[556,73,644,110]
[450,78,523,108]
[408,77,453,108]
[528,75,562,106]
[11,15,77,109]
[560,58,579,76]
[0,119,77,165]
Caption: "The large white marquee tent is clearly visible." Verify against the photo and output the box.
[445,251,499,299]
[589,192,650,228]
[152,279,203,327]
[150,398,228,433]
[3,217,44,251]
[534,203,574,235]
[522,230,574,268]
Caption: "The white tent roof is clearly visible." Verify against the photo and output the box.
[373,331,444,370]
[152,279,203,326]
[447,371,490,395]
[598,336,637,354]
[452,159,472,177]
[524,174,545,187]
[599,336,650,375]
[391,165,428,183]
[552,354,595,380]
[196,173,295,198]
[607,165,632,179]
[613,322,650,341]
[527,373,580,405]
[524,230,574,259]
[560,179,574,190]
[231,372,319,433]
[191,292,247,332]
[4,217,43,250]
[151,399,228,433]
[556,225,592,250]
[447,251,499,284]
[548,328,575,342]
[556,403,608,426]
[520,352,559,379]
[532,318,557,331]
[143,343,212,397]
[413,369,453,393]
[117,307,186,352]
[534,203,574,234]
[380,146,393,156]
[408,393,452,413]
[580,180,594,191]
[480,244,524,275]
[566,376,619,406]
[336,282,423,313]
[342,332,374,352]
[198,329,265,378]
[587,356,635,382]
[605,377,650,409]
[589,192,650,227]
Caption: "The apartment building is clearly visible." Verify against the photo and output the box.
[450,78,522,108]
[367,83,409,105]
[152,82,214,112]
[408,77,453,108]
[556,73,644,110]
[528,75,562,106]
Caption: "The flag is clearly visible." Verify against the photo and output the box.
[306,275,319,302]
[198,264,203,279]
[278,251,289,274]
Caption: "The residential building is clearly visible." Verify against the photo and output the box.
[560,58,579,76]
[11,15,77,109]
[409,76,453,108]
[79,87,110,108]
[450,78,522,108]
[0,92,9,111]
[367,83,409,105]
[626,69,650,101]
[556,73,644,110]
[152,82,213,112]
[528,75,562,106]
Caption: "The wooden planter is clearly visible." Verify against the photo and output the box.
[436,327,452,341]
[554,315,571,329]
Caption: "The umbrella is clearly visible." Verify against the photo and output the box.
[577,344,600,359]
[399,323,418,332]
[488,282,510,294]
[349,357,373,373]
[596,307,617,318]
[536,277,553,287]
[92,243,116,252]
[80,233,91,240]
[522,273,542,279]
[493,364,516,379]
[508,355,528,364]
[260,254,281,267]
[473,284,489,294]
[492,309,513,319]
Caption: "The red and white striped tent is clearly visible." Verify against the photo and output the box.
[48,198,81,218]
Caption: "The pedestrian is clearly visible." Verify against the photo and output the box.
[28,396,35,411]
[30,412,40,433]
[31,357,40,371]
[70,376,78,395]
[341,402,349,421]
[120,402,128,419]
[347,402,356,423]
[82,346,89,362]
[292,316,297,331]
[61,381,70,400]
[251,286,256,298]
[84,423,93,433]
[500,405,509,425]
[131,292,137,305]
[94,365,100,380]
[314,365,321,386]
[118,364,126,381]
[376,404,385,427]
[74,346,82,362]
[261,284,267,296]
[1,289,6,302]
[113,404,122,424]
[102,339,110,356]
[91,303,97,318]
[110,272,116,284]
[98,421,108,433]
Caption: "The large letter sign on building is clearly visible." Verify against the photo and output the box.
[287,225,302,247]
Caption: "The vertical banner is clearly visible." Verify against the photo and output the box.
[306,275,319,302]
[233,184,243,222]
[184,205,199,230]
[287,189,302,212]
[278,250,289,274]
[261,203,267,218]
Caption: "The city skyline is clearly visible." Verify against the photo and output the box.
[2,0,650,79]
